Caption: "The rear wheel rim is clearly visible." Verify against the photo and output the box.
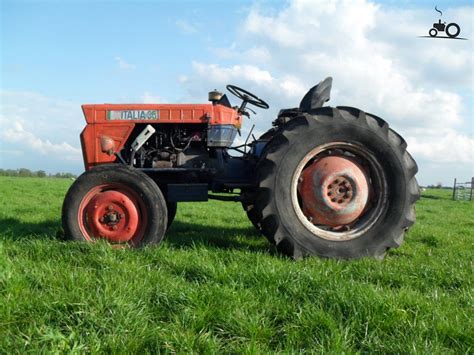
[78,183,148,245]
[291,142,388,241]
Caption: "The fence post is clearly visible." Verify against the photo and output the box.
[452,178,457,200]
[470,177,473,201]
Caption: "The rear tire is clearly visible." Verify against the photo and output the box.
[241,127,277,231]
[446,23,460,38]
[62,164,167,247]
[253,107,419,259]
[242,197,261,231]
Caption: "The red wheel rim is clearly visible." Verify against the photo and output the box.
[291,142,388,241]
[297,155,370,227]
[78,183,148,245]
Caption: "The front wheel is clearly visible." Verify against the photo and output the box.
[429,28,437,37]
[253,107,419,259]
[62,164,168,247]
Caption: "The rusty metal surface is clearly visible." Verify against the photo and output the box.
[297,155,370,227]
[77,184,148,245]
[84,190,139,242]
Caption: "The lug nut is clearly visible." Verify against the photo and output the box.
[107,205,113,211]
[99,217,105,223]
[112,225,118,230]
[119,213,125,219]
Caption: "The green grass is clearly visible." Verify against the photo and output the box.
[0,177,472,353]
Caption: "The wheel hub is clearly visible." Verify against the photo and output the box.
[297,155,370,227]
[84,190,139,242]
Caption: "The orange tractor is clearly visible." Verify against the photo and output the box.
[62,78,419,259]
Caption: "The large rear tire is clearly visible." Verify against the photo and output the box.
[241,127,277,231]
[446,23,460,38]
[253,107,419,259]
[62,164,168,247]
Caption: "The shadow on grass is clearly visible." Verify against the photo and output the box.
[421,194,444,200]
[0,218,62,240]
[0,217,269,253]
[165,221,269,253]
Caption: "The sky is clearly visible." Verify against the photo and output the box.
[0,0,473,186]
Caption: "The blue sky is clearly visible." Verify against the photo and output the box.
[2,0,258,102]
[1,0,473,185]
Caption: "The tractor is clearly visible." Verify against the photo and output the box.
[429,19,460,38]
[62,77,420,259]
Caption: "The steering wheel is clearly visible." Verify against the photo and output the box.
[226,84,269,109]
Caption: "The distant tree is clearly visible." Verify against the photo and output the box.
[436,182,443,189]
[18,168,32,177]
[0,168,76,178]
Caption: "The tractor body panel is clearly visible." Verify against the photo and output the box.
[80,103,242,170]
[82,103,241,125]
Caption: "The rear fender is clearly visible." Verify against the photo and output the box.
[299,77,333,112]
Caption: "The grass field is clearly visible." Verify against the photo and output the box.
[0,176,472,353]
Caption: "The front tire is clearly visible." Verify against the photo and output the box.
[62,164,167,247]
[253,107,419,259]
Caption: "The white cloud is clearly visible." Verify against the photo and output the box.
[141,92,161,103]
[1,119,81,160]
[178,75,189,84]
[192,62,274,86]
[407,130,474,164]
[176,19,198,34]
[0,91,83,170]
[179,0,474,184]
[114,56,136,70]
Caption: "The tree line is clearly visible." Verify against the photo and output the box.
[0,168,76,179]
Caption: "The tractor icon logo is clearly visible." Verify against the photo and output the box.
[429,6,460,38]
[419,6,466,40]
[430,19,460,38]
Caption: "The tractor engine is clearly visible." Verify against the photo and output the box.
[128,124,209,169]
